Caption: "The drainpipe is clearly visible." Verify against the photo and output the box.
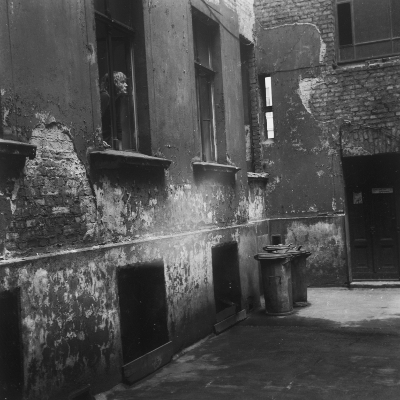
[339,122,353,286]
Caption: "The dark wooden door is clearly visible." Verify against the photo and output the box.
[370,190,399,278]
[349,187,399,280]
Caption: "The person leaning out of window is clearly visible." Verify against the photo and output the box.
[100,71,129,149]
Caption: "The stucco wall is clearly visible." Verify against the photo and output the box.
[0,224,262,399]
[0,0,261,398]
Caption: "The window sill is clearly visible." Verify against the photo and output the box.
[192,161,240,174]
[90,150,172,170]
[247,172,269,182]
[0,138,36,160]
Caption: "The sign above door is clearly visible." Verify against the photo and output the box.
[372,188,393,194]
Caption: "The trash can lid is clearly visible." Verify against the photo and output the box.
[254,253,293,260]
[263,245,291,252]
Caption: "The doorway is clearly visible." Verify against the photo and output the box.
[211,242,242,321]
[0,289,23,399]
[117,262,172,384]
[343,155,400,280]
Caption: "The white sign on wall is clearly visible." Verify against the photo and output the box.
[371,188,393,194]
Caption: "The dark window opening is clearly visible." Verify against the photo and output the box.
[240,41,254,172]
[337,3,353,45]
[95,0,138,151]
[271,234,282,245]
[193,13,219,162]
[336,0,400,63]
[0,289,23,399]
[117,263,169,364]
[212,242,242,315]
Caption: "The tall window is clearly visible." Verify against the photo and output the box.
[193,15,218,162]
[336,0,400,63]
[94,0,138,150]
[261,76,274,140]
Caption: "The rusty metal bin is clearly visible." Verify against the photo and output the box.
[254,253,294,315]
[287,250,311,305]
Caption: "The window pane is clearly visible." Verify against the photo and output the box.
[392,0,400,38]
[94,0,106,14]
[394,39,400,53]
[337,3,353,46]
[355,40,392,59]
[193,21,212,69]
[339,45,355,61]
[96,20,136,149]
[112,32,135,149]
[109,0,133,28]
[266,112,274,139]
[96,20,113,146]
[264,77,272,107]
[353,0,391,43]
[197,74,215,161]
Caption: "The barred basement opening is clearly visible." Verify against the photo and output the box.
[0,289,23,399]
[117,261,172,384]
[212,242,243,331]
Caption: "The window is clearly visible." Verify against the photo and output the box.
[261,76,274,140]
[94,0,138,150]
[336,0,400,63]
[240,40,254,172]
[193,14,219,162]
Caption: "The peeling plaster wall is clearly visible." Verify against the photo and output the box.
[5,123,98,257]
[255,0,400,284]
[0,225,262,399]
[248,181,268,221]
[0,0,261,398]
[284,218,347,286]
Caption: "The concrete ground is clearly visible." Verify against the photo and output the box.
[97,288,400,400]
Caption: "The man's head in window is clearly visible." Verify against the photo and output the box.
[100,71,129,146]
[100,71,128,96]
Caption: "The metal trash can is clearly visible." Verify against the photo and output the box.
[254,253,294,315]
[287,250,311,305]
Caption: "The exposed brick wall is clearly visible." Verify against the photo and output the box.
[254,0,335,63]
[254,0,400,159]
[5,123,97,255]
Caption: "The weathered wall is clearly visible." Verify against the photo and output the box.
[254,0,400,284]
[0,0,252,255]
[268,216,347,286]
[0,224,262,399]
[0,0,262,398]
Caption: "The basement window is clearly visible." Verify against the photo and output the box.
[0,289,23,398]
[212,242,242,319]
[261,76,274,140]
[95,0,138,150]
[336,0,400,63]
[117,262,172,384]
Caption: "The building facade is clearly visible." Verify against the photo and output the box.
[0,0,270,399]
[2,0,398,398]
[251,0,400,285]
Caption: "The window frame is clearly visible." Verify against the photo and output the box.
[94,7,139,151]
[259,75,274,141]
[335,0,400,64]
[192,11,219,163]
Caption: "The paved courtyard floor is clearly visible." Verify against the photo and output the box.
[97,288,400,400]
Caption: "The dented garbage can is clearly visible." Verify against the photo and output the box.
[288,250,311,305]
[254,253,293,315]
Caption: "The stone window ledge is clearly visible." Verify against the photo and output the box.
[192,161,240,174]
[247,172,269,182]
[90,150,172,170]
[0,138,36,159]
